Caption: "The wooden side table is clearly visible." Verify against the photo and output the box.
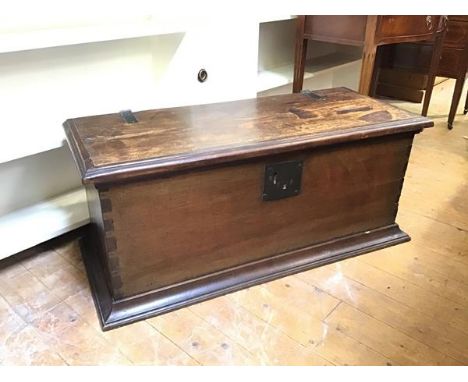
[423,16,468,129]
[293,16,445,100]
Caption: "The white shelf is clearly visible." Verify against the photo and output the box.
[0,15,294,55]
[257,52,363,93]
[0,17,260,164]
[258,15,296,23]
[0,187,89,260]
[0,19,186,55]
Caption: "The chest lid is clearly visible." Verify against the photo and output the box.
[63,87,432,185]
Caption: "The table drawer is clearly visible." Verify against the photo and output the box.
[303,15,367,45]
[377,16,440,41]
[449,16,468,23]
[438,47,466,77]
[444,20,468,49]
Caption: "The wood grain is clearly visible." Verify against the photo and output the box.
[64,88,430,184]
[325,302,460,365]
[293,16,443,96]
[105,134,414,297]
[297,262,468,364]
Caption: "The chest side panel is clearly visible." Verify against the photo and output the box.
[104,133,414,298]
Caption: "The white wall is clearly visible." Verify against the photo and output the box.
[257,18,362,95]
[0,16,260,257]
[0,146,81,216]
[0,22,259,164]
[258,18,342,73]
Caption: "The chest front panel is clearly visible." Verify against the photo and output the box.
[98,133,413,298]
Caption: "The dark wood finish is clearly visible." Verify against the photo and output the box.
[414,15,466,129]
[443,16,468,128]
[439,14,468,125]
[421,20,447,117]
[95,134,413,298]
[303,16,367,47]
[437,47,465,76]
[377,16,467,129]
[361,16,379,96]
[376,67,427,102]
[374,44,435,104]
[465,89,468,114]
[379,68,428,89]
[64,88,433,330]
[376,16,440,43]
[79,223,410,330]
[292,16,308,93]
[443,19,468,47]
[447,66,467,128]
[293,16,444,99]
[377,83,424,103]
[64,88,429,185]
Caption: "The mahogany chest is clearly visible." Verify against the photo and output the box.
[64,87,432,330]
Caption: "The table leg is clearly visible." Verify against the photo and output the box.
[448,74,466,129]
[359,44,377,95]
[293,16,307,93]
[464,89,468,115]
[422,31,445,117]
[369,46,385,97]
[359,16,378,96]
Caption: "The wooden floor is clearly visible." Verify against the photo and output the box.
[0,81,467,365]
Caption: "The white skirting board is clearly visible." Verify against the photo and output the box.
[0,187,89,260]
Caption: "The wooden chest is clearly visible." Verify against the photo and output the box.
[64,88,432,330]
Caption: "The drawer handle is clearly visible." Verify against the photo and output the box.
[426,16,433,31]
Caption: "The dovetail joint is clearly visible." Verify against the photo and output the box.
[99,190,124,299]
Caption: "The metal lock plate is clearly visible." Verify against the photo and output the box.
[262,160,303,201]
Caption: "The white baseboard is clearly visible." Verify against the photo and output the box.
[0,187,89,260]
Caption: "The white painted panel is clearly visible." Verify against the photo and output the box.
[0,34,184,163]
[257,19,363,93]
[0,19,259,163]
[150,21,259,108]
[0,188,89,260]
[258,19,340,73]
[0,146,81,216]
[0,16,260,257]
[258,59,362,97]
